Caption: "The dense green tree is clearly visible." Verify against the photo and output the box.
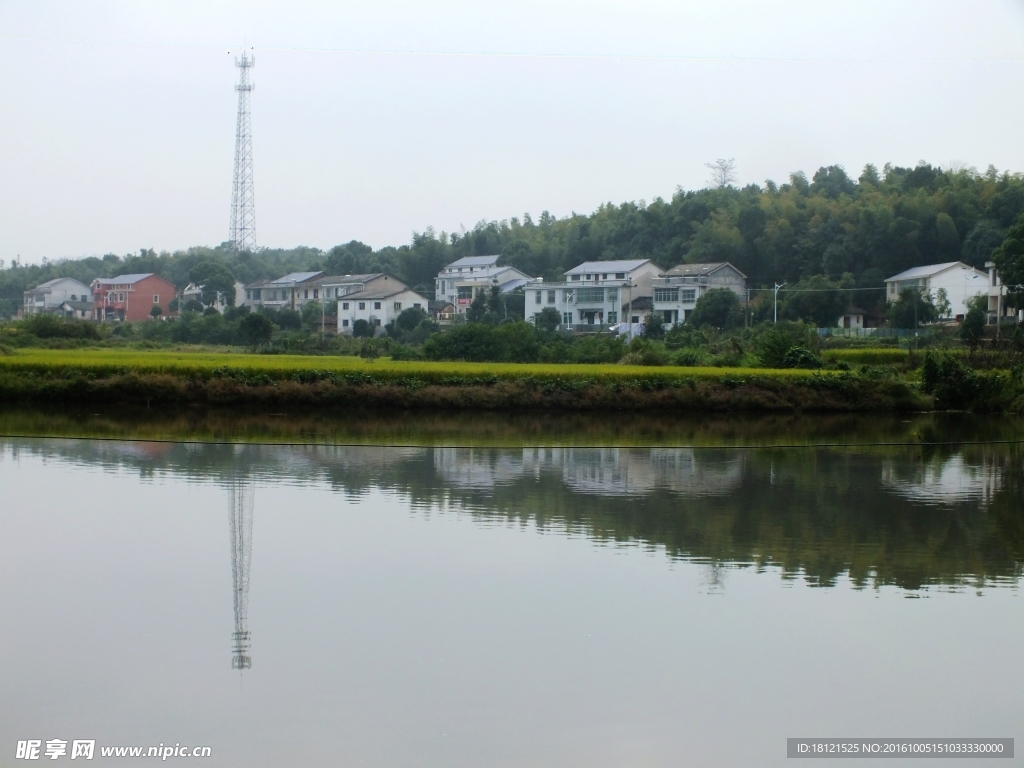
[352,319,373,338]
[534,307,561,332]
[689,288,740,329]
[238,312,274,349]
[422,322,540,362]
[274,308,302,331]
[642,311,665,339]
[783,273,855,327]
[395,306,429,332]
[189,261,236,306]
[960,294,987,348]
[465,293,488,323]
[992,213,1024,310]
[887,288,937,329]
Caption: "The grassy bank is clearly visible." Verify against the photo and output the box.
[0,348,928,412]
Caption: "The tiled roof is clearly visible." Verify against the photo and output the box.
[341,285,427,301]
[885,262,966,281]
[94,273,156,285]
[445,255,500,269]
[565,260,652,275]
[663,261,746,278]
[266,272,325,286]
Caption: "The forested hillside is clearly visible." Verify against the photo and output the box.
[4,161,1023,318]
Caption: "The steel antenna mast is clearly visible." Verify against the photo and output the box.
[228,479,254,670]
[229,50,257,252]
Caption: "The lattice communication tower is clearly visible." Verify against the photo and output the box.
[229,51,256,252]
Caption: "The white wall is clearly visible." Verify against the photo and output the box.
[337,290,428,334]
[24,278,91,313]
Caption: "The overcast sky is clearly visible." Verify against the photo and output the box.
[2,0,1024,264]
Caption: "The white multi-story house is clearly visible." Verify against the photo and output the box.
[22,277,93,317]
[243,272,405,313]
[884,262,987,320]
[243,272,325,311]
[984,261,1022,324]
[651,262,747,325]
[317,274,393,302]
[337,283,430,334]
[523,259,662,329]
[435,255,533,316]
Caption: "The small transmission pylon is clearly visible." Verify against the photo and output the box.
[228,480,254,670]
[229,51,257,252]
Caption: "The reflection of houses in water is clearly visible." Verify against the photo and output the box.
[435,448,538,489]
[562,448,743,496]
[433,446,743,497]
[881,454,1001,505]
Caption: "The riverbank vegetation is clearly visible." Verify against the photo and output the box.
[3,311,1024,412]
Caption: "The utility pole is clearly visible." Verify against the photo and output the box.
[229,51,257,253]
[774,283,786,324]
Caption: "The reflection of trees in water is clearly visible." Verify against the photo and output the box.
[4,438,1023,591]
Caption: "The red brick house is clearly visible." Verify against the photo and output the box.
[91,273,177,322]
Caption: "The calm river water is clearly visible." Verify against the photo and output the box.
[1,411,1021,766]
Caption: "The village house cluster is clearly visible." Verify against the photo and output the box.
[18,257,1020,333]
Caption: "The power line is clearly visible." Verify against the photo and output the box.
[749,286,886,293]
[3,433,1024,451]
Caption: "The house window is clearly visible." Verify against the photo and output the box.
[654,288,678,302]
[681,289,696,302]
[374,302,382,310]
[342,302,349,310]
[606,289,617,302]
[576,287,605,303]
[608,311,618,324]
[535,291,542,305]
[342,319,349,327]
[414,303,421,309]
[246,290,251,300]
[118,293,125,302]
[562,312,572,325]
[304,290,309,299]
[374,319,381,326]
[153,294,160,303]
[547,290,555,304]
[571,275,580,281]
[457,286,473,300]
[313,289,319,299]
[585,274,593,280]
[253,289,261,299]
[394,302,402,311]
[358,302,366,310]
[602,274,608,280]
[615,273,625,279]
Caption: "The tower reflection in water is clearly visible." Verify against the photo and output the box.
[228,480,253,670]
